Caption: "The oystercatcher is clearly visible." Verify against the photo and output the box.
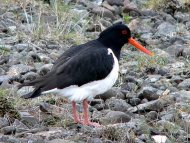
[19,23,153,126]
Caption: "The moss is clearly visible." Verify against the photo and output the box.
[0,89,20,121]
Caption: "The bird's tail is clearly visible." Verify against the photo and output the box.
[17,78,44,99]
[21,87,42,99]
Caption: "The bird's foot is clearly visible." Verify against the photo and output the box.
[83,121,101,127]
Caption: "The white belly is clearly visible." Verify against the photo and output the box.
[42,48,119,102]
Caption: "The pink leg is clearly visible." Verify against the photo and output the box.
[82,99,100,127]
[72,101,80,123]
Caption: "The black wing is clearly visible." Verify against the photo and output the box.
[52,40,100,69]
[21,48,114,98]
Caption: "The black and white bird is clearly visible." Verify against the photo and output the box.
[19,23,153,126]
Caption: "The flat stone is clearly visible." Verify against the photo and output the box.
[19,111,39,127]
[92,6,115,20]
[128,97,174,112]
[0,117,9,129]
[0,126,16,135]
[138,86,163,101]
[178,79,190,90]
[96,87,125,101]
[100,111,131,125]
[155,22,176,38]
[7,64,35,77]
[105,98,131,112]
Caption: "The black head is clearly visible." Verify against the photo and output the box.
[98,23,154,57]
[98,23,131,48]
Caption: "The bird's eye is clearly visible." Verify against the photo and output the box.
[121,30,128,35]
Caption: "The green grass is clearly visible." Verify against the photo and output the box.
[0,46,10,56]
[124,53,169,71]
[123,13,132,24]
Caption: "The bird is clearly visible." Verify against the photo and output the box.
[18,23,153,127]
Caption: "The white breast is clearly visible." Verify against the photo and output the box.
[42,48,119,102]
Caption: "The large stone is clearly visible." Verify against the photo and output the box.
[92,6,115,20]
[0,117,9,129]
[178,79,190,90]
[7,64,35,77]
[169,91,190,101]
[96,87,125,101]
[182,47,190,58]
[128,97,174,112]
[100,111,131,125]
[165,44,185,57]
[105,98,131,112]
[174,12,190,23]
[155,22,176,38]
[0,126,16,135]
[106,0,124,6]
[19,111,39,128]
[138,86,163,101]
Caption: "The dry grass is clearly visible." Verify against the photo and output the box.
[145,0,190,11]
[1,0,89,45]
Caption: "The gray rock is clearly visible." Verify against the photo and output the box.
[129,98,141,106]
[92,6,115,20]
[156,120,181,135]
[182,47,190,58]
[96,87,125,101]
[186,21,190,30]
[7,64,35,77]
[128,18,152,34]
[38,64,53,76]
[25,136,45,143]
[178,79,190,89]
[134,138,145,143]
[0,75,10,84]
[7,52,22,65]
[140,98,148,104]
[138,86,163,101]
[141,9,157,17]
[155,22,176,38]
[169,91,190,101]
[174,12,190,23]
[160,109,181,121]
[106,0,124,6]
[0,126,16,135]
[17,86,34,96]
[0,117,9,129]
[13,43,31,52]
[90,99,105,110]
[146,74,161,83]
[100,111,131,125]
[0,135,21,143]
[170,75,183,85]
[36,53,53,63]
[166,44,186,57]
[13,119,29,133]
[87,138,103,143]
[128,97,174,112]
[20,111,39,127]
[146,111,158,121]
[22,71,39,81]
[121,82,138,92]
[126,118,151,135]
[105,98,131,112]
[162,12,176,24]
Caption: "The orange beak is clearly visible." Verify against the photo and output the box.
[128,38,154,56]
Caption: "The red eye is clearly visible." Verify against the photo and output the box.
[122,30,128,35]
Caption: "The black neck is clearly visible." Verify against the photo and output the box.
[97,38,123,60]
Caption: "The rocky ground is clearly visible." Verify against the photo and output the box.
[0,0,190,142]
